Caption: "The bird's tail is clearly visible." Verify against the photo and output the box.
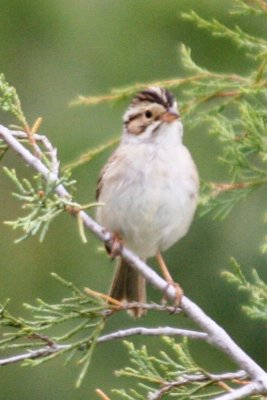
[109,258,146,318]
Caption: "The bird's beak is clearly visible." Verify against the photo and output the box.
[160,110,180,123]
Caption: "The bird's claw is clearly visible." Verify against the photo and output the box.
[105,233,123,260]
[162,281,184,310]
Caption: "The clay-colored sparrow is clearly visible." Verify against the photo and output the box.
[96,87,199,317]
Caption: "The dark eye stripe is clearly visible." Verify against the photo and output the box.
[123,112,142,126]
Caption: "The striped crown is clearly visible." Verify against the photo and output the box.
[131,86,175,109]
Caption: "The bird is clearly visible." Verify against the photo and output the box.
[96,86,199,317]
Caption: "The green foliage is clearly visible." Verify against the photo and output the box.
[112,338,242,399]
[3,167,76,242]
[182,9,267,55]
[1,0,267,398]
[233,0,267,17]
[224,258,267,321]
[0,273,106,387]
[0,73,28,127]
[0,140,8,161]
[180,6,267,222]
[199,101,267,219]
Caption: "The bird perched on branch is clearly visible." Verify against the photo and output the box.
[96,87,199,317]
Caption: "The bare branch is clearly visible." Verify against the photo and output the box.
[0,345,65,366]
[97,327,207,343]
[1,124,267,397]
[11,129,59,175]
[101,301,183,316]
[149,370,248,400]
[213,381,262,400]
[121,301,182,314]
[0,326,205,367]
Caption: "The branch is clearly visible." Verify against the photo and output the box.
[149,370,248,400]
[1,125,267,397]
[69,72,248,107]
[0,345,64,366]
[119,301,182,314]
[97,326,207,343]
[213,381,262,400]
[0,326,206,366]
[12,130,59,175]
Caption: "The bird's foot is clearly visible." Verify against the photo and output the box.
[156,251,184,307]
[162,280,184,309]
[105,233,123,260]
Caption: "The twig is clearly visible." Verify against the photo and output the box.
[97,327,207,343]
[70,73,247,107]
[96,388,111,400]
[84,286,124,307]
[212,381,262,400]
[62,137,119,171]
[117,301,182,315]
[11,129,59,175]
[85,288,182,314]
[149,370,247,400]
[211,180,267,194]
[0,326,206,366]
[0,345,64,366]
[1,125,267,397]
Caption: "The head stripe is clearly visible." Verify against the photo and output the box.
[132,87,175,109]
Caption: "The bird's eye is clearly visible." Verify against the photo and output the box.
[145,110,152,118]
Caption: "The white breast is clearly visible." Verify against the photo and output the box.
[96,122,199,259]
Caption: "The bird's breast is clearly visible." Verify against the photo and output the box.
[96,142,198,258]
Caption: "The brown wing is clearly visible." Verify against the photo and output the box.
[96,174,102,200]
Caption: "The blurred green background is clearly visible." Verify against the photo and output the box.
[0,1,267,399]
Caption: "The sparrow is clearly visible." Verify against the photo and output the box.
[96,86,199,317]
